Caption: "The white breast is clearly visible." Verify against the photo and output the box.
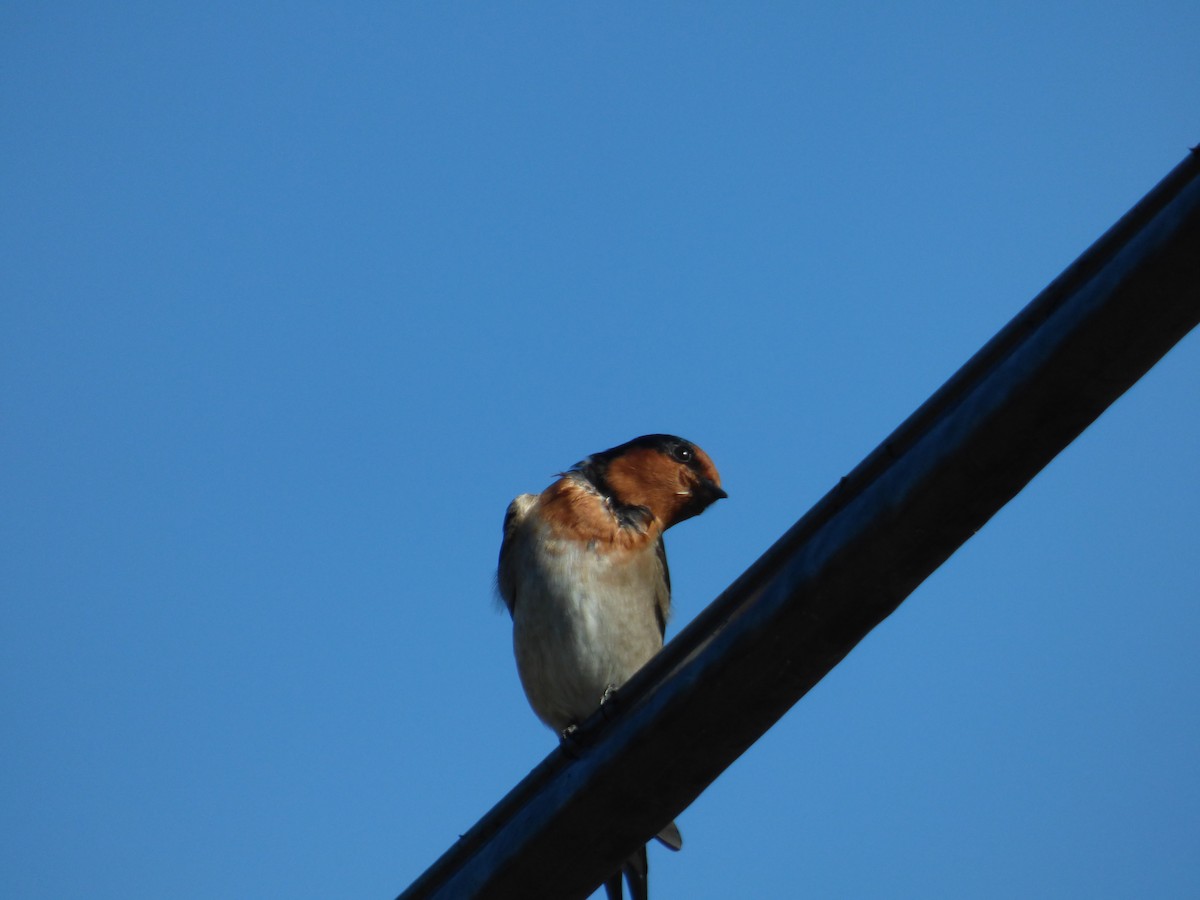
[509,522,665,732]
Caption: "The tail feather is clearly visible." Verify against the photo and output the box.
[602,821,681,899]
[654,820,682,851]
[602,844,649,900]
[621,844,649,900]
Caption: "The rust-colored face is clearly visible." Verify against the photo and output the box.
[533,434,726,549]
[599,436,726,529]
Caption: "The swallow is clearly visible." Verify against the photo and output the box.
[497,434,726,900]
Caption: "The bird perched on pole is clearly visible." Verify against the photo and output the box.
[497,434,727,900]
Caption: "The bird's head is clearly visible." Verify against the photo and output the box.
[576,434,727,530]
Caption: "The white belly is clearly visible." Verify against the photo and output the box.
[511,536,663,732]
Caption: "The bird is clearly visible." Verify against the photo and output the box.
[497,434,726,900]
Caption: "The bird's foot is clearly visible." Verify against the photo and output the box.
[558,723,583,759]
[596,683,623,723]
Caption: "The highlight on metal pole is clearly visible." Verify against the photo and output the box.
[398,146,1200,900]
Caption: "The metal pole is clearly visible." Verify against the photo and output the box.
[398,147,1200,900]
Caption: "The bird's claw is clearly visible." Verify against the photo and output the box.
[558,723,584,759]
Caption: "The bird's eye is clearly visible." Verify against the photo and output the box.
[672,444,694,463]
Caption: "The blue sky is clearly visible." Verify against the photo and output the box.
[3,4,1197,898]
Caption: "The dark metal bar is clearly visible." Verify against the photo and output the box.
[398,147,1200,900]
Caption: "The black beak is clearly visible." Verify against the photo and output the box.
[673,477,727,525]
[697,478,728,505]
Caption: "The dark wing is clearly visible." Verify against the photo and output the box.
[653,536,671,638]
[496,494,536,615]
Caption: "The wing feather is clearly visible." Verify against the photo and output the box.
[496,493,538,614]
[652,537,671,638]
